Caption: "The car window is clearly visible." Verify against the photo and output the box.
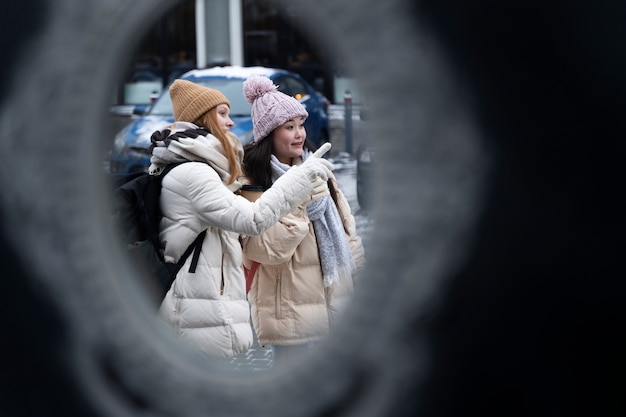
[273,76,290,95]
[274,76,308,101]
[149,78,252,117]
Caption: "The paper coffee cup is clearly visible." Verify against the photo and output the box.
[240,184,264,202]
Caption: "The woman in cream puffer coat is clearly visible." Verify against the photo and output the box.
[240,74,366,367]
[242,174,365,350]
[152,80,333,358]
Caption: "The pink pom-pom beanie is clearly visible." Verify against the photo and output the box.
[243,75,308,143]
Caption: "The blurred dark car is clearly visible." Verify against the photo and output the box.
[109,66,331,175]
[356,109,374,211]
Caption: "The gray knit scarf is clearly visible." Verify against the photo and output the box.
[271,150,355,287]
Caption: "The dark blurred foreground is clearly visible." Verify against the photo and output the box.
[1,0,625,416]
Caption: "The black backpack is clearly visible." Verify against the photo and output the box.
[110,163,206,305]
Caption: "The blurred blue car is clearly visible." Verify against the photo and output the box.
[109,66,331,174]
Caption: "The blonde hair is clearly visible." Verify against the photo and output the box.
[195,108,243,184]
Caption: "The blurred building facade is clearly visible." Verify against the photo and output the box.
[116,0,355,105]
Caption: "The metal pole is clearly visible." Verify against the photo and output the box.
[195,0,207,68]
[229,0,243,66]
[344,89,353,154]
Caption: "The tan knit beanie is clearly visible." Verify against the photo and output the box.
[169,79,230,123]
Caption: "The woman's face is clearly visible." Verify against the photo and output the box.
[215,104,234,131]
[272,116,307,165]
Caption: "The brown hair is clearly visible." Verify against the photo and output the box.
[195,108,243,184]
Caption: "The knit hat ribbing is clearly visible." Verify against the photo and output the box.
[243,75,308,143]
[169,79,230,123]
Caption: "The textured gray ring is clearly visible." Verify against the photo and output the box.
[0,0,485,415]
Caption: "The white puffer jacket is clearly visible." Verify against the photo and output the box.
[157,130,313,358]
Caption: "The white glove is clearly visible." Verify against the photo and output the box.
[295,176,330,210]
[298,143,334,181]
[310,176,330,202]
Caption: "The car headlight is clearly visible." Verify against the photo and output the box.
[112,131,128,154]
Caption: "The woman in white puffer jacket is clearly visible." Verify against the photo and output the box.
[151,80,333,358]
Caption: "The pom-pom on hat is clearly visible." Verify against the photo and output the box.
[169,79,230,123]
[243,75,308,143]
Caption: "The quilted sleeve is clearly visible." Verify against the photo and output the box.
[163,162,313,237]
[242,209,310,265]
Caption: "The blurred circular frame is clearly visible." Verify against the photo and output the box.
[0,0,486,415]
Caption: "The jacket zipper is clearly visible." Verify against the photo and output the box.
[220,253,225,295]
[174,296,182,331]
[275,274,282,319]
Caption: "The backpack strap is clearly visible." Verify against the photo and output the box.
[187,230,206,273]
[168,229,206,280]
[159,162,207,275]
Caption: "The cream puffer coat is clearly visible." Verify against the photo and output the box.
[157,131,314,358]
[242,178,366,347]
